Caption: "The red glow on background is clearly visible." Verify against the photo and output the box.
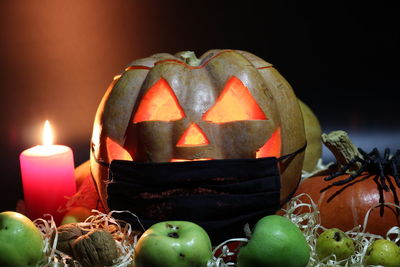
[176,123,209,147]
[0,1,167,147]
[203,76,267,123]
[256,127,281,158]
[133,78,185,123]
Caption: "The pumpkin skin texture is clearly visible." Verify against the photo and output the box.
[90,49,305,210]
[293,174,400,236]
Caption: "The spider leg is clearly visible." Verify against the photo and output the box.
[358,148,369,158]
[390,149,400,188]
[384,148,391,161]
[371,147,379,156]
[332,163,368,186]
[395,150,400,167]
[377,160,389,191]
[324,157,363,181]
[382,147,392,175]
[359,147,378,158]
[391,159,400,187]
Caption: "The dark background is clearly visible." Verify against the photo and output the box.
[1,1,399,212]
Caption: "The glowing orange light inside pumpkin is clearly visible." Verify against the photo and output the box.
[176,123,209,147]
[203,76,267,123]
[106,137,133,161]
[170,158,212,162]
[256,127,281,158]
[133,78,185,123]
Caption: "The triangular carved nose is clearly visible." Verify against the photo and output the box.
[176,123,209,147]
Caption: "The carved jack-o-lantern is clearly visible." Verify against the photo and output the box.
[91,49,305,210]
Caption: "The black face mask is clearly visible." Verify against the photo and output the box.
[97,144,305,244]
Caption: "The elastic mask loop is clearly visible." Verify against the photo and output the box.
[278,142,307,162]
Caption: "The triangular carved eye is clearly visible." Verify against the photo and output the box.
[202,76,267,123]
[256,127,281,158]
[133,78,185,123]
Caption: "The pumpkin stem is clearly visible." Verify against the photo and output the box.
[322,130,362,173]
[176,51,202,67]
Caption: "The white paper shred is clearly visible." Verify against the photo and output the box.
[35,210,143,267]
[35,197,400,267]
[206,193,400,267]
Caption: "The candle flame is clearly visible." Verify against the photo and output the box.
[43,120,53,146]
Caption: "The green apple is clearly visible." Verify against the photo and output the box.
[134,221,212,267]
[237,215,310,267]
[316,228,355,261]
[364,239,400,267]
[61,206,94,225]
[0,211,44,267]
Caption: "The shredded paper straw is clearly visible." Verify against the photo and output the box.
[35,210,143,267]
[206,193,400,267]
[35,195,399,266]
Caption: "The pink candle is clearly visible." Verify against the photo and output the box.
[19,121,76,224]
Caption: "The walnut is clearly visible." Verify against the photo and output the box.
[71,229,119,267]
[54,223,88,256]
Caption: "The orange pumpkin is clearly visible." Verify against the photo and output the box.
[294,174,400,236]
[90,49,305,211]
[293,131,400,236]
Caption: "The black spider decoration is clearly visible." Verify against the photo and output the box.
[324,148,400,191]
